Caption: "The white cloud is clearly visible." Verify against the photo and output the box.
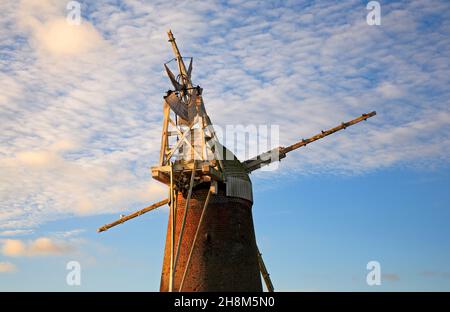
[2,239,26,257]
[0,230,33,237]
[16,0,104,54]
[377,82,404,99]
[0,0,449,232]
[51,229,85,238]
[1,237,74,257]
[0,262,17,273]
[35,18,103,55]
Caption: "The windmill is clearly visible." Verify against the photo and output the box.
[97,31,376,292]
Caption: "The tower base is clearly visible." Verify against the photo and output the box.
[160,184,262,292]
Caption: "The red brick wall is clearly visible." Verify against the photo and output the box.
[160,184,262,291]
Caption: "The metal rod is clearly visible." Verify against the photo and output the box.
[173,162,196,275]
[96,198,169,233]
[178,189,212,292]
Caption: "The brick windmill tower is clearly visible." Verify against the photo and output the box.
[97,31,376,292]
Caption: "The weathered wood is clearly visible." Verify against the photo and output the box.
[152,161,222,186]
[167,30,191,88]
[282,111,377,154]
[97,198,169,233]
[159,101,171,165]
[178,188,212,292]
[165,117,203,163]
[257,248,274,292]
[169,164,175,292]
[173,162,196,275]
[164,121,192,162]
[243,111,377,172]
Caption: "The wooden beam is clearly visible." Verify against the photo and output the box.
[257,247,274,292]
[169,164,175,292]
[159,101,171,165]
[167,30,191,88]
[164,124,192,163]
[168,118,204,161]
[243,111,377,172]
[97,198,169,233]
[178,187,213,292]
[173,162,196,275]
[281,111,377,154]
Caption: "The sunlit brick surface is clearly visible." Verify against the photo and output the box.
[160,184,262,291]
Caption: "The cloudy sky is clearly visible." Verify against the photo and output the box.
[0,0,449,291]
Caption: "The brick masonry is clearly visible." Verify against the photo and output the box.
[160,183,262,291]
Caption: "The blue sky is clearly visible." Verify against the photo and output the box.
[1,0,450,291]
